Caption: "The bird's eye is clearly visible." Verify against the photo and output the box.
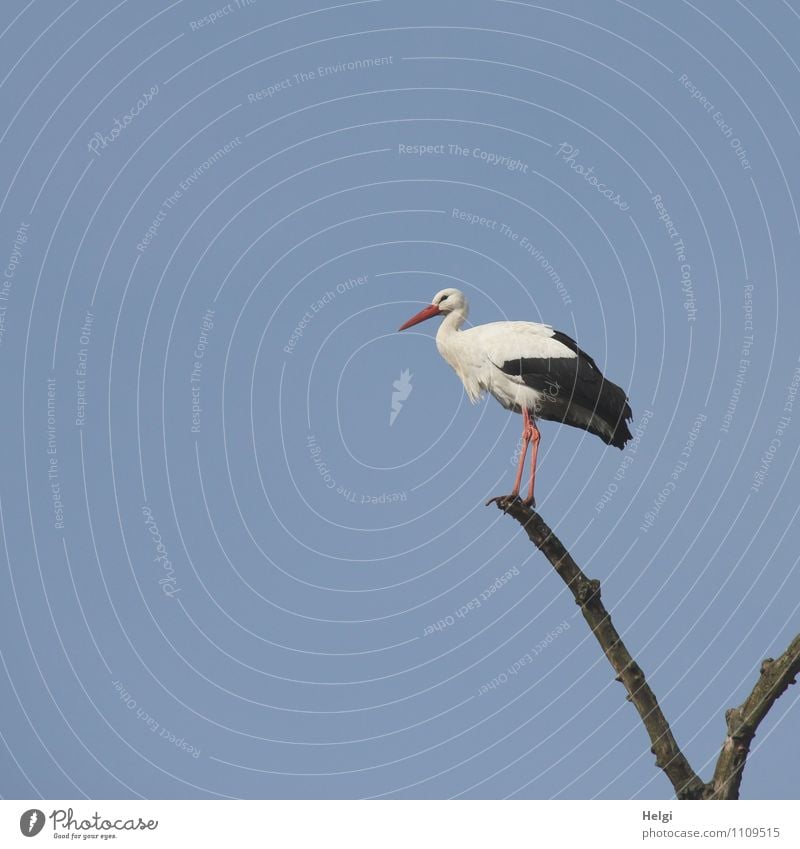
[440,295,448,302]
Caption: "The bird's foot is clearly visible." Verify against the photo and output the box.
[486,493,536,512]
[485,494,521,512]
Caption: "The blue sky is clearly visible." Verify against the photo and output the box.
[0,0,798,800]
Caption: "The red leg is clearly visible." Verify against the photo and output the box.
[509,407,531,497]
[523,418,541,507]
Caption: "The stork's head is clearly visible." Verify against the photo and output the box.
[398,288,468,331]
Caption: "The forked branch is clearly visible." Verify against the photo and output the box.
[489,497,800,800]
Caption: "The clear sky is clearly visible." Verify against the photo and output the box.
[0,0,798,800]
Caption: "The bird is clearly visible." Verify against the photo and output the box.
[398,288,633,507]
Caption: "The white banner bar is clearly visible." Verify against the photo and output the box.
[1,799,796,847]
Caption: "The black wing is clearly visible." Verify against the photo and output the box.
[498,330,633,448]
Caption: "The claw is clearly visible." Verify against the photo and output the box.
[486,494,520,513]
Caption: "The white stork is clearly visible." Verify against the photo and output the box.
[398,288,633,506]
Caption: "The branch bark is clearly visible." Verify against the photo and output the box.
[707,632,800,799]
[488,496,800,800]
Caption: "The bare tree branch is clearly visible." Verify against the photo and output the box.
[708,632,800,799]
[488,496,800,800]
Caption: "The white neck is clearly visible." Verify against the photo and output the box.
[435,305,468,371]
[434,303,484,401]
[436,305,468,342]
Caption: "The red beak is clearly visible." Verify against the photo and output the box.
[398,303,441,331]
